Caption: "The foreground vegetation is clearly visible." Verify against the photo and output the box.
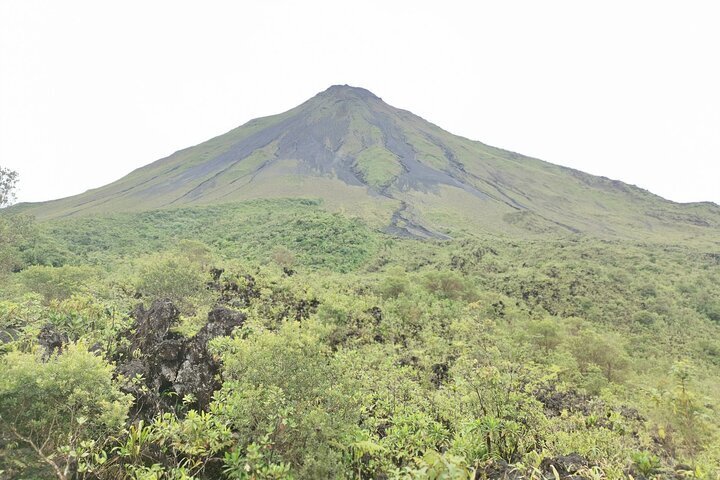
[1,200,719,479]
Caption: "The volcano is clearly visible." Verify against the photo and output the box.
[18,85,720,243]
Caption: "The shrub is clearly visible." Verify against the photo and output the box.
[134,253,206,305]
[0,343,131,479]
[18,265,97,302]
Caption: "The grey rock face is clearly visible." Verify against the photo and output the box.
[38,324,68,359]
[116,300,245,419]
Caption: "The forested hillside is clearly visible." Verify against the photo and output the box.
[2,199,719,479]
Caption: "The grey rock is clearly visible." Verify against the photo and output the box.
[116,300,245,418]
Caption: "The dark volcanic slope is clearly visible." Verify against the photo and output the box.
[17,85,720,243]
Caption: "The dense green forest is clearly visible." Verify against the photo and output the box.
[1,198,719,480]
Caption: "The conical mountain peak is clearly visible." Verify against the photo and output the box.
[17,85,720,243]
[319,84,380,101]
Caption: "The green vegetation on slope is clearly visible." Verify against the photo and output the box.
[353,146,404,188]
[26,199,379,273]
[1,199,720,479]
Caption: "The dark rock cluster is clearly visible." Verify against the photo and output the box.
[475,453,592,480]
[539,454,591,479]
[209,269,319,323]
[534,383,643,424]
[533,383,601,418]
[38,323,68,359]
[115,300,245,419]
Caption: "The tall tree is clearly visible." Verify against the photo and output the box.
[0,166,19,207]
[0,166,33,274]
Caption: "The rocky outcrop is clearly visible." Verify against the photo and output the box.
[533,383,600,417]
[539,454,591,479]
[38,323,68,359]
[475,454,592,480]
[0,327,21,347]
[116,300,245,419]
[208,270,319,323]
[533,383,644,426]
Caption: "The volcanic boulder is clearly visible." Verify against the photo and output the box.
[116,300,245,418]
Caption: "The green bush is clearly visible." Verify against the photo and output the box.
[0,343,131,479]
[18,265,97,302]
[134,253,206,305]
[211,321,360,478]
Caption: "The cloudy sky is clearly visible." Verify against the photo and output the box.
[1,0,718,204]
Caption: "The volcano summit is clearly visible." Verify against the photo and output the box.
[19,85,720,243]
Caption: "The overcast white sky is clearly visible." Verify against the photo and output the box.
[1,0,718,205]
